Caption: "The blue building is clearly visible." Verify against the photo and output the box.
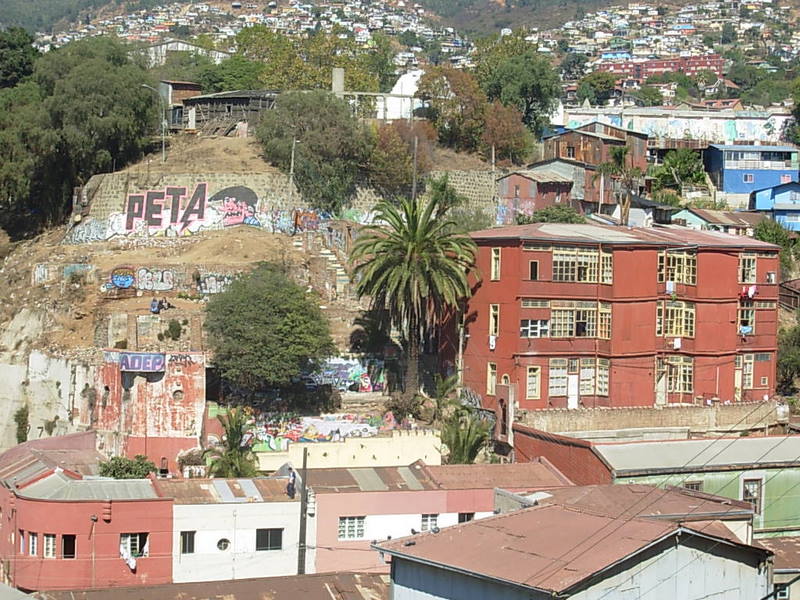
[705,144,799,208]
[750,181,800,231]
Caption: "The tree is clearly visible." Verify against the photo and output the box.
[482,50,560,137]
[0,28,38,89]
[416,66,487,151]
[480,101,532,165]
[14,404,28,444]
[98,455,157,479]
[367,123,419,198]
[634,85,663,106]
[561,52,588,80]
[516,205,585,224]
[473,30,533,87]
[652,148,706,190]
[721,23,737,45]
[577,71,618,105]
[596,146,644,226]
[351,193,476,400]
[256,90,373,214]
[204,407,258,478]
[440,408,490,464]
[205,263,335,392]
[754,218,794,274]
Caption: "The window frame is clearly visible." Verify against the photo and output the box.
[656,300,696,338]
[256,528,283,552]
[421,514,439,532]
[741,478,764,515]
[520,319,549,338]
[338,516,366,541]
[529,260,539,281]
[739,254,757,284]
[28,532,37,557]
[549,358,568,397]
[526,366,541,400]
[738,301,756,335]
[43,534,56,559]
[490,247,501,281]
[120,532,149,558]
[180,530,195,555]
[61,534,76,560]
[487,363,497,396]
[665,355,693,393]
[458,512,475,523]
[489,304,500,337]
[658,250,697,285]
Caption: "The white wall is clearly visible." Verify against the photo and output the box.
[172,502,316,583]
[364,512,494,541]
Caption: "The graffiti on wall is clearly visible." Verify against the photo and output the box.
[33,264,53,285]
[197,273,233,294]
[110,266,136,289]
[316,358,386,392]
[212,186,261,227]
[136,268,176,291]
[119,352,166,372]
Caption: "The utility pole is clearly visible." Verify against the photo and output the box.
[297,447,308,575]
[411,135,419,202]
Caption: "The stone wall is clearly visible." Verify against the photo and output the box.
[518,400,779,434]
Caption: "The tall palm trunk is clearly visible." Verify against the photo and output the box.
[622,188,632,226]
[404,314,420,400]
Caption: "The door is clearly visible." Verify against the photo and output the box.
[655,359,667,406]
[567,375,579,409]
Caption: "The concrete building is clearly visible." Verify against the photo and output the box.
[452,223,779,411]
[495,171,576,225]
[750,181,800,232]
[306,460,572,573]
[705,144,800,208]
[513,427,800,535]
[375,502,772,600]
[596,54,725,79]
[153,478,312,583]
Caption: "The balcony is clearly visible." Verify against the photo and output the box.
[724,160,795,170]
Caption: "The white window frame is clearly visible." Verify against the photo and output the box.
[490,247,501,281]
[665,355,693,393]
[656,301,696,338]
[489,304,500,337]
[43,534,55,559]
[487,363,497,396]
[421,514,439,531]
[658,251,697,285]
[742,353,754,389]
[338,516,366,540]
[739,254,757,284]
[740,475,765,516]
[520,319,549,338]
[28,532,37,557]
[120,533,149,558]
[549,359,568,396]
[526,366,541,399]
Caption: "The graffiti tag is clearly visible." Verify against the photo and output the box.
[197,273,233,294]
[119,352,166,372]
[136,268,175,291]
[110,266,136,289]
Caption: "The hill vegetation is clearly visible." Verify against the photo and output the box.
[0,0,159,32]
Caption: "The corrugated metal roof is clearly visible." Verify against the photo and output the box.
[377,505,763,594]
[498,170,574,183]
[686,209,765,228]
[709,144,798,152]
[426,460,572,490]
[469,223,780,250]
[153,478,295,504]
[20,473,156,500]
[36,572,389,600]
[306,464,438,493]
[757,536,800,571]
[594,436,800,475]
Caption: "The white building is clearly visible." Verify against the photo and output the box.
[155,477,315,583]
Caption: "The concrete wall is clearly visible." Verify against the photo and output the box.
[518,400,779,434]
[257,429,442,471]
[171,502,314,582]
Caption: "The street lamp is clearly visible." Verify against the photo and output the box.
[141,84,166,164]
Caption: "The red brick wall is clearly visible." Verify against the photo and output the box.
[513,425,612,485]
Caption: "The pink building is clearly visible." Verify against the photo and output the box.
[307,460,572,573]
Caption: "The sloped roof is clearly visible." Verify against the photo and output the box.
[19,472,157,501]
[593,436,800,475]
[35,572,389,600]
[375,504,766,594]
[153,477,296,504]
[0,432,103,489]
[683,209,766,228]
[757,536,800,571]
[497,170,573,184]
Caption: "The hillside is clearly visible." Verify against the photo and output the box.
[0,0,157,32]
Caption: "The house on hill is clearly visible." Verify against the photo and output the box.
[670,208,766,236]
[750,180,800,231]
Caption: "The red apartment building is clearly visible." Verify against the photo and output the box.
[496,171,576,225]
[455,223,779,411]
[596,55,724,80]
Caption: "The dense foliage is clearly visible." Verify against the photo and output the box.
[205,263,335,392]
[204,407,258,478]
[98,455,157,479]
[516,205,585,224]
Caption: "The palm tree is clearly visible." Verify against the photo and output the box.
[351,193,476,400]
[204,407,258,477]
[440,408,491,464]
[596,146,645,227]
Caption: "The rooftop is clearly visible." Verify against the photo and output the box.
[0,432,103,489]
[498,170,573,183]
[376,504,761,594]
[18,472,157,501]
[756,536,800,571]
[469,223,779,250]
[184,89,280,102]
[679,208,766,228]
[35,572,389,600]
[153,477,296,504]
[710,144,799,152]
[593,435,800,476]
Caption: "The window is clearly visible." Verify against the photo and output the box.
[755,352,771,362]
[521,298,549,308]
[767,271,777,284]
[738,302,755,335]
[529,261,539,280]
[489,304,500,337]
[665,355,693,393]
[742,478,763,514]
[520,319,549,338]
[598,303,612,339]
[597,359,610,396]
[775,583,790,600]
[551,308,575,338]
[739,254,756,283]
[683,481,703,492]
[552,247,601,282]
[574,309,597,337]
[514,184,520,198]
[180,531,195,555]
[601,251,613,284]
[19,530,24,554]
[458,512,475,523]
[217,538,230,551]
[28,533,37,557]
[256,528,283,551]
[755,301,776,309]
[579,359,596,395]
[656,301,696,338]
[338,516,366,540]
[549,359,568,396]
[421,514,438,531]
[741,353,754,389]
[43,534,55,559]
[566,145,576,158]
[658,251,697,285]
[550,301,605,338]
[120,533,148,558]
[487,363,497,395]
[62,534,76,559]
[761,376,769,386]
[490,248,501,281]
[743,173,754,183]
[781,174,792,184]
[526,366,541,399]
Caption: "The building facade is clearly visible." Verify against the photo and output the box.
[495,172,576,225]
[750,181,800,232]
[455,224,779,411]
[595,54,725,79]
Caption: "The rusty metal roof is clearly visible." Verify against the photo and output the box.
[305,463,439,494]
[425,458,573,490]
[153,477,297,504]
[757,536,800,571]
[0,432,102,489]
[470,223,779,250]
[34,572,389,600]
[376,505,767,594]
[684,209,766,228]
